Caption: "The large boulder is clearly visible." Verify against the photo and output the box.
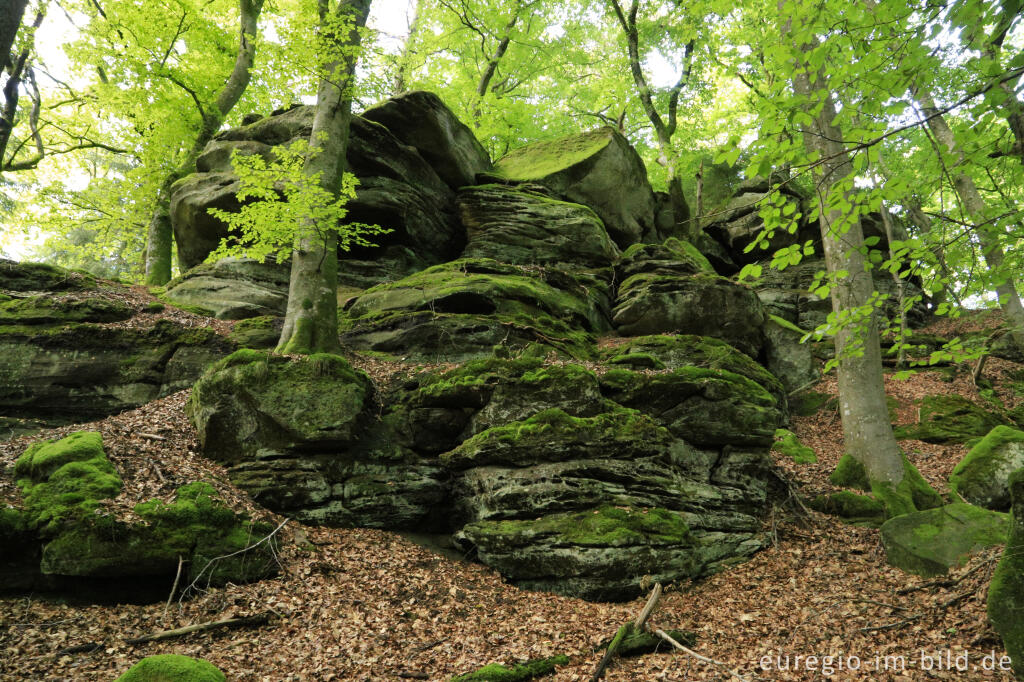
[492,127,655,247]
[163,257,290,319]
[881,502,1009,576]
[360,90,493,189]
[0,262,233,428]
[457,184,620,267]
[612,271,767,359]
[989,470,1024,678]
[762,315,818,393]
[339,259,611,361]
[894,395,1008,443]
[951,426,1024,511]
[172,95,473,272]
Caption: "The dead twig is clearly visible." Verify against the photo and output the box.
[162,555,184,624]
[125,611,274,645]
[138,432,167,441]
[654,629,750,682]
[591,583,663,681]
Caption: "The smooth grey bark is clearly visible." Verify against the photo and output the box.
[915,90,1024,351]
[391,0,422,94]
[0,5,41,171]
[144,0,266,285]
[0,0,28,72]
[608,0,693,238]
[786,18,904,486]
[277,0,372,355]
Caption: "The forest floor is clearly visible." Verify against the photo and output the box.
[1,312,1022,681]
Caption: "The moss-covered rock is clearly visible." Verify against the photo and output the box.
[0,295,131,325]
[115,654,225,682]
[772,429,817,464]
[450,655,569,682]
[881,502,1009,577]
[188,350,373,464]
[599,366,783,448]
[227,315,283,349]
[491,127,655,246]
[458,184,620,267]
[989,470,1024,678]
[808,490,886,526]
[894,395,1007,444]
[950,426,1024,511]
[0,258,96,292]
[612,272,766,358]
[339,259,608,360]
[789,390,836,417]
[14,431,122,535]
[617,239,713,281]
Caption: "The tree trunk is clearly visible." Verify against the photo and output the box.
[0,0,28,72]
[391,0,422,95]
[0,7,42,171]
[144,0,266,285]
[277,0,372,355]
[915,90,1024,350]
[787,17,905,487]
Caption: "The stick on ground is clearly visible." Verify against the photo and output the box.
[125,612,273,645]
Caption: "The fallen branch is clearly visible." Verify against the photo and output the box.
[858,613,923,633]
[162,555,184,624]
[125,611,273,645]
[181,518,288,599]
[55,642,101,656]
[138,432,167,441]
[654,629,750,682]
[591,583,663,681]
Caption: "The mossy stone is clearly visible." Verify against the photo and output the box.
[115,654,225,682]
[950,426,1024,511]
[0,259,96,292]
[788,390,836,417]
[988,470,1024,678]
[808,491,886,526]
[450,655,569,682]
[894,395,1007,443]
[0,295,131,325]
[493,128,613,181]
[227,315,282,349]
[772,429,817,464]
[829,453,942,519]
[881,502,1009,576]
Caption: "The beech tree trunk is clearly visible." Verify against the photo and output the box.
[0,0,28,72]
[915,90,1024,351]
[787,19,905,486]
[144,0,266,285]
[277,0,372,355]
[0,5,42,171]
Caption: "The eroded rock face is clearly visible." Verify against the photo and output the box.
[163,258,290,320]
[492,127,656,247]
[0,262,234,429]
[189,350,785,601]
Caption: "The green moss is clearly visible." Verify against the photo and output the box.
[493,127,613,180]
[830,454,870,490]
[664,237,714,273]
[869,456,944,518]
[115,654,225,682]
[144,301,166,313]
[470,506,693,548]
[881,502,1009,577]
[0,295,131,325]
[894,395,1007,443]
[450,655,569,682]
[808,490,886,526]
[950,425,1024,502]
[609,626,696,656]
[789,391,836,417]
[768,314,807,335]
[156,293,216,317]
[772,429,817,464]
[0,260,96,291]
[13,432,122,535]
[606,352,666,370]
[989,471,1024,677]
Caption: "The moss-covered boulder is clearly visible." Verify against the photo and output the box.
[450,655,568,682]
[894,395,1007,444]
[808,491,886,526]
[339,259,609,360]
[227,315,283,349]
[950,426,1024,511]
[598,366,784,448]
[772,429,817,464]
[457,184,620,267]
[612,272,766,359]
[188,350,373,465]
[115,654,225,682]
[457,506,757,601]
[162,257,290,320]
[491,127,655,246]
[616,239,714,281]
[0,263,234,427]
[881,503,1009,577]
[989,470,1024,678]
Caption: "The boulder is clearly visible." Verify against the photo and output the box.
[163,257,290,319]
[0,258,96,291]
[339,259,611,361]
[763,315,818,393]
[616,238,713,281]
[612,272,766,358]
[951,426,1024,511]
[894,395,1008,443]
[458,184,620,267]
[115,655,225,682]
[492,127,655,247]
[881,502,1009,576]
[989,470,1024,677]
[360,90,493,189]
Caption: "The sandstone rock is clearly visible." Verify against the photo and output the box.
[492,127,655,246]
[881,502,1009,576]
[458,184,619,267]
[950,426,1024,511]
[361,90,493,189]
[164,258,290,319]
[988,470,1024,677]
[894,395,1008,444]
[763,315,818,393]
